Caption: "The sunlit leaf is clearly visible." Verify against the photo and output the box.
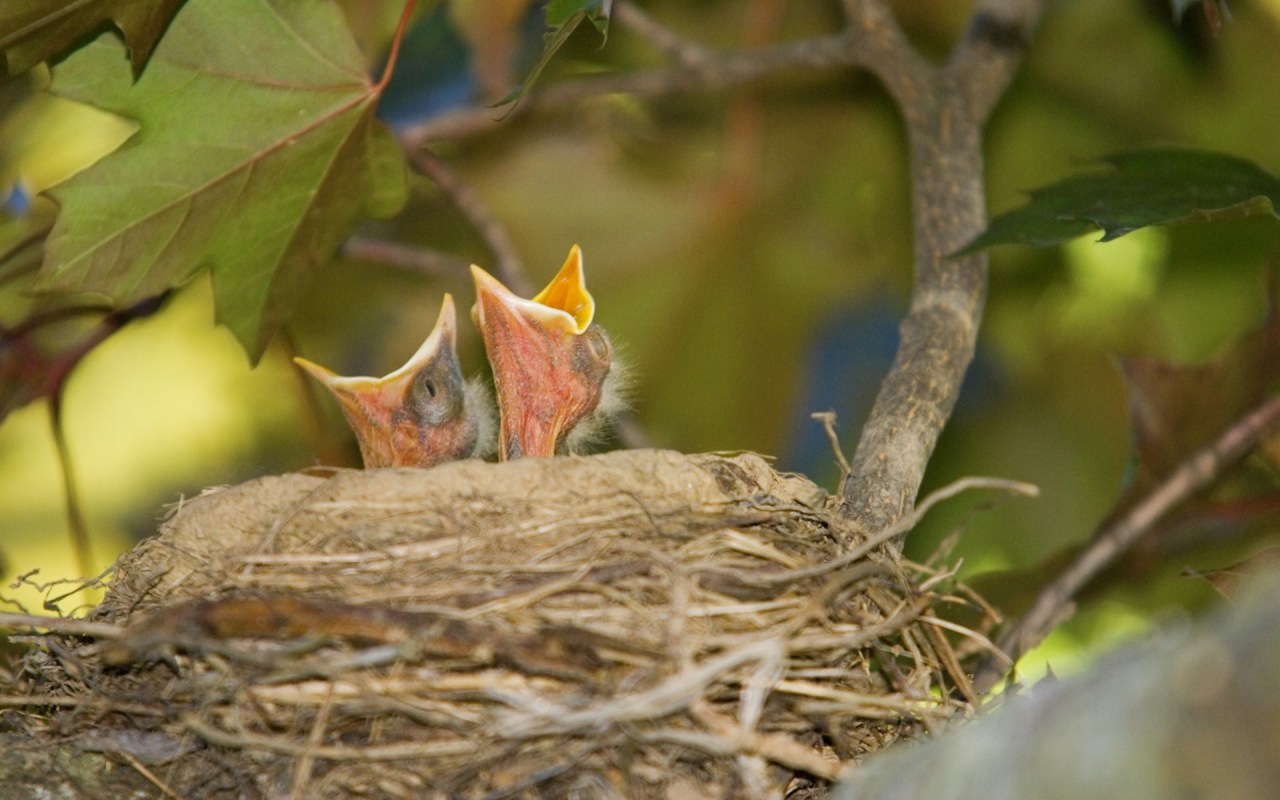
[0,0,183,77]
[959,147,1280,255]
[0,74,137,204]
[39,0,409,360]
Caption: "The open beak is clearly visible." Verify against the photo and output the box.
[472,245,612,459]
[294,294,481,468]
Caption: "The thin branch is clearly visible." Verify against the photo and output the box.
[613,1,712,67]
[398,30,878,146]
[341,236,470,278]
[812,411,852,484]
[117,751,183,800]
[48,393,92,580]
[400,146,534,297]
[0,610,124,638]
[973,391,1280,695]
[711,476,1037,590]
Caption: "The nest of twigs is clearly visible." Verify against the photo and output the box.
[6,449,1000,798]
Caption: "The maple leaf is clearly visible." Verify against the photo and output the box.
[38,0,408,360]
[0,0,183,77]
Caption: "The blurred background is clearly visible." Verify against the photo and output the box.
[2,0,1279,679]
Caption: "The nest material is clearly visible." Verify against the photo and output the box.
[10,449,992,799]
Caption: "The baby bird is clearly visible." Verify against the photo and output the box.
[471,245,624,459]
[294,294,494,468]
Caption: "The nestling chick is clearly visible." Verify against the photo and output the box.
[471,245,625,459]
[294,294,494,468]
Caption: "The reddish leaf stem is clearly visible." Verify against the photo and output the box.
[377,0,418,93]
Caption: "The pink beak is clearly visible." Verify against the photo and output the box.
[471,246,611,459]
[295,294,482,468]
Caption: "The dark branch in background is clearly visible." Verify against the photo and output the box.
[47,393,91,583]
[612,1,712,67]
[342,236,471,278]
[401,146,534,298]
[398,31,876,146]
[836,0,1045,543]
[972,391,1280,695]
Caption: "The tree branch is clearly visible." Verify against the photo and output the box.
[400,146,534,297]
[612,1,711,67]
[341,236,470,278]
[397,29,882,147]
[837,0,1047,542]
[972,391,1280,695]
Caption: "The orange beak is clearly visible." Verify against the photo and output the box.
[294,294,482,468]
[471,245,612,459]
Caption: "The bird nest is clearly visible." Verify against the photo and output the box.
[7,449,999,798]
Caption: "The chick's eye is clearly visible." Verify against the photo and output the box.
[584,328,611,362]
[423,380,438,398]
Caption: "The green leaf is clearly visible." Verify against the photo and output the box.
[39,0,409,360]
[497,0,609,106]
[959,147,1280,255]
[546,0,608,34]
[0,0,184,77]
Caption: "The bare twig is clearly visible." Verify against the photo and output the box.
[47,393,92,580]
[341,236,470,278]
[0,611,123,638]
[182,714,477,760]
[400,146,533,297]
[973,392,1280,695]
[689,703,845,782]
[117,751,183,800]
[711,476,1037,590]
[398,30,879,146]
[289,686,335,800]
[613,1,711,67]
[811,411,852,481]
